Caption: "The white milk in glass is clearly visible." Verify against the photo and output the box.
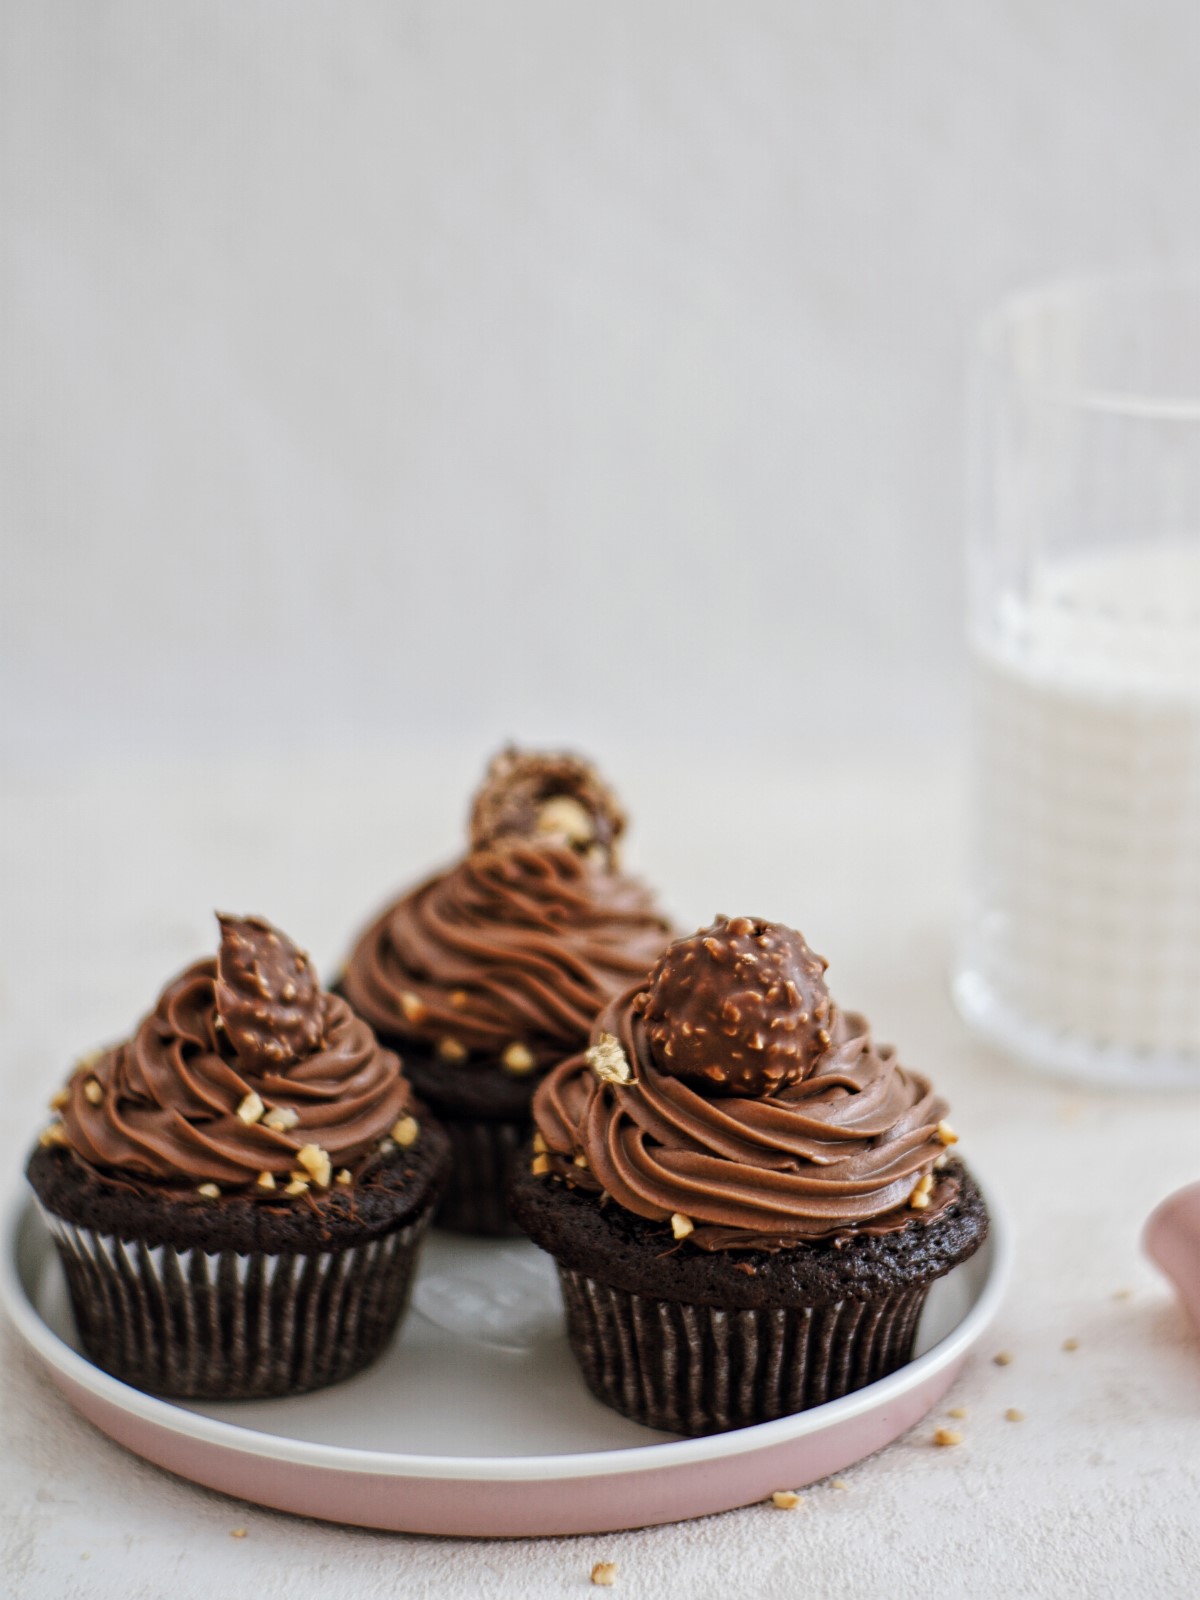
[958,540,1200,1083]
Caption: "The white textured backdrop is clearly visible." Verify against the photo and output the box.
[4,13,1200,1596]
[4,1,1200,766]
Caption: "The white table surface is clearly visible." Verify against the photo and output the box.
[2,752,1198,1599]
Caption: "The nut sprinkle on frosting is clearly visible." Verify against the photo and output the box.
[636,916,830,1097]
[468,746,626,866]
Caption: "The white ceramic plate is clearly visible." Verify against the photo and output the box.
[1,1183,1010,1537]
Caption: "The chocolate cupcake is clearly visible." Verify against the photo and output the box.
[27,914,450,1400]
[339,747,672,1235]
[510,915,989,1436]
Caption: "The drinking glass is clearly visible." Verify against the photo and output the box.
[955,271,1200,1088]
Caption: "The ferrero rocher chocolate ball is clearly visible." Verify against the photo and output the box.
[468,745,626,866]
[215,913,324,1071]
[635,916,831,1097]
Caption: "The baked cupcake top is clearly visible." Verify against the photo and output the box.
[531,916,961,1252]
[340,747,672,1074]
[41,914,414,1198]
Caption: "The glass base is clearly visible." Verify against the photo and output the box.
[953,967,1200,1092]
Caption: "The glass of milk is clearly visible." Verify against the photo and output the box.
[955,272,1200,1088]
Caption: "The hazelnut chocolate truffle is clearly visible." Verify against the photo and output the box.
[510,915,989,1435]
[339,746,672,1235]
[468,746,625,865]
[637,916,832,1096]
[27,913,450,1400]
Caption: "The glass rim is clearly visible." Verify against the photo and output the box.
[977,265,1200,421]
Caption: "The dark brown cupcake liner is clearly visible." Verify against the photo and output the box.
[433,1116,527,1236]
[40,1207,430,1400]
[557,1266,931,1435]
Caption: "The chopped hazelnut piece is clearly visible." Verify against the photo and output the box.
[49,1088,70,1112]
[538,794,595,846]
[283,1178,309,1197]
[933,1427,963,1447]
[197,1183,221,1199]
[590,1561,618,1587]
[449,989,469,1009]
[1062,1337,1079,1352]
[399,991,427,1024]
[910,1172,934,1210]
[335,1168,352,1186]
[379,1137,397,1155]
[255,1171,276,1191]
[670,1212,694,1240]
[586,1032,632,1085]
[531,1153,552,1176]
[532,1130,548,1155]
[831,1478,850,1491]
[947,1406,967,1419]
[1005,1407,1024,1422]
[437,1037,468,1064]
[237,1090,265,1125]
[392,1115,420,1148]
[993,1351,1013,1366]
[1113,1288,1133,1302]
[263,1106,299,1132]
[297,1145,332,1187]
[771,1490,801,1509]
[230,1527,248,1539]
[83,1080,103,1105]
[39,1122,68,1149]
[936,1120,958,1146]
[501,1042,535,1075]
[573,1153,589,1168]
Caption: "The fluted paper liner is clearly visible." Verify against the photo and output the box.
[558,1266,931,1435]
[41,1209,428,1399]
[434,1117,526,1236]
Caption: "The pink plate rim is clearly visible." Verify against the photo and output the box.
[1,1175,1011,1490]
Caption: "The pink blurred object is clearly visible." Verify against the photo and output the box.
[1143,1182,1200,1335]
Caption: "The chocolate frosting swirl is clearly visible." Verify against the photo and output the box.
[341,843,672,1068]
[58,941,410,1192]
[534,984,956,1251]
